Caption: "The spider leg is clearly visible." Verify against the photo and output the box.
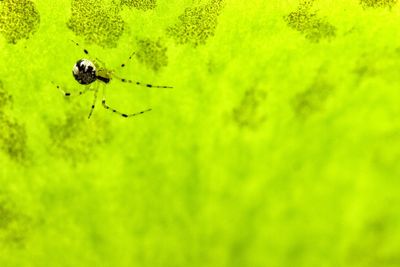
[101,86,151,118]
[119,51,136,68]
[94,57,106,68]
[111,73,173,89]
[88,83,99,119]
[71,40,90,55]
[53,81,91,97]
[71,40,106,68]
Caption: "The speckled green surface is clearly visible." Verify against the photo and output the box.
[1,0,400,266]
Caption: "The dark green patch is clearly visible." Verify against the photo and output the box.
[0,197,31,247]
[121,0,156,11]
[135,38,168,72]
[0,82,28,162]
[233,88,267,129]
[0,81,12,110]
[354,56,374,81]
[67,0,125,48]
[0,0,40,44]
[373,131,400,172]
[166,0,225,47]
[284,0,336,42]
[360,0,398,8]
[346,214,400,266]
[354,49,400,84]
[292,76,333,118]
[0,117,28,162]
[48,106,111,163]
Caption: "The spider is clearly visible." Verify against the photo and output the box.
[53,40,172,118]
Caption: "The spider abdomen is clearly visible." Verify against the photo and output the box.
[72,59,97,85]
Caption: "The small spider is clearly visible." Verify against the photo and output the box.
[54,40,172,118]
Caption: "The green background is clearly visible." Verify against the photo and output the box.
[1,0,400,266]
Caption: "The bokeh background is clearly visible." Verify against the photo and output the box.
[1,0,400,266]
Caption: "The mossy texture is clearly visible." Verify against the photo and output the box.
[360,0,398,8]
[135,38,168,72]
[121,0,157,11]
[166,0,225,46]
[0,0,40,43]
[284,0,336,42]
[67,0,125,48]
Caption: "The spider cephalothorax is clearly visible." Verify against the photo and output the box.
[72,59,97,85]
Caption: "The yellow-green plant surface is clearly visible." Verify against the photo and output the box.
[1,0,400,266]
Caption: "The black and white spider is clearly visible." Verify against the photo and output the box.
[54,40,172,118]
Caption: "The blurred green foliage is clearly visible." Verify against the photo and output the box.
[0,0,400,266]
